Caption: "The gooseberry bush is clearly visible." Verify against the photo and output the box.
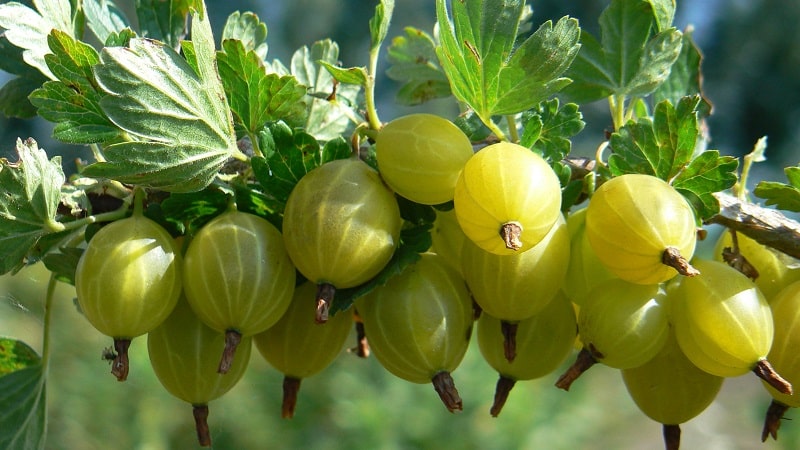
[3,0,800,449]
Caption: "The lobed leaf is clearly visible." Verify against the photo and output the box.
[435,0,580,125]
[672,150,738,220]
[290,40,361,140]
[563,0,682,103]
[754,167,800,213]
[28,30,119,144]
[0,138,65,274]
[218,39,307,133]
[0,1,72,80]
[520,98,585,163]
[84,0,130,44]
[135,0,193,49]
[0,339,45,450]
[654,29,711,118]
[386,27,451,105]
[222,11,268,60]
[253,123,320,211]
[85,9,237,192]
[608,96,700,180]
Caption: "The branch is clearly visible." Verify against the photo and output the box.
[562,157,800,260]
[707,192,800,260]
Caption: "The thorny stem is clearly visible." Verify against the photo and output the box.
[432,371,463,413]
[555,347,597,391]
[193,404,212,447]
[761,399,791,442]
[753,359,793,395]
[662,424,681,450]
[282,376,302,419]
[315,283,336,324]
[500,221,523,251]
[110,338,131,381]
[661,247,700,277]
[490,376,517,417]
[500,320,518,362]
[218,330,243,374]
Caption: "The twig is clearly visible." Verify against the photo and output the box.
[708,192,800,260]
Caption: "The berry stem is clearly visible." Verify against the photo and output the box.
[218,330,243,374]
[661,247,700,277]
[721,230,760,280]
[662,424,681,450]
[555,347,597,391]
[490,375,517,417]
[282,376,302,419]
[500,221,523,251]
[350,315,370,358]
[432,371,463,413]
[761,399,790,441]
[193,404,212,447]
[753,359,793,395]
[110,338,131,381]
[471,297,483,321]
[316,283,337,324]
[500,320,518,362]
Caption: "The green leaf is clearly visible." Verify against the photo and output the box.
[84,0,130,43]
[654,29,711,118]
[0,138,66,274]
[386,27,451,105]
[252,122,327,212]
[369,0,394,51]
[0,1,73,79]
[319,61,369,86]
[563,0,682,103]
[0,363,46,450]
[0,338,41,376]
[672,150,738,220]
[321,137,352,163]
[28,30,119,144]
[105,28,137,47]
[42,246,83,285]
[435,0,580,127]
[218,39,307,133]
[645,0,675,31]
[290,40,361,140]
[754,167,800,213]
[85,9,237,192]
[608,96,700,180]
[158,188,231,234]
[0,76,43,118]
[134,0,192,48]
[222,11,268,60]
[520,98,585,163]
[0,33,38,76]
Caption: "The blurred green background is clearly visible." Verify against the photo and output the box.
[3,0,800,449]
